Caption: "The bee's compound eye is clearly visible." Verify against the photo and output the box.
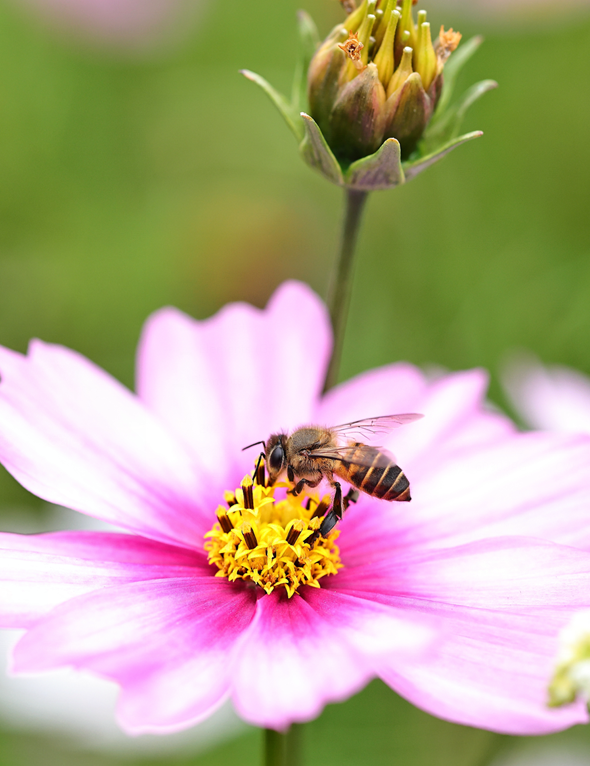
[269,444,285,473]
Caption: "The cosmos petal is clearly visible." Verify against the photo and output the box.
[136,281,332,491]
[346,536,590,733]
[504,357,590,433]
[229,589,372,729]
[0,342,212,547]
[302,587,434,659]
[317,365,514,477]
[397,431,590,551]
[317,362,428,426]
[11,578,258,734]
[229,584,436,730]
[0,531,207,628]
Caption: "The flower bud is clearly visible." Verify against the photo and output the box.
[329,63,387,162]
[386,72,430,157]
[307,31,348,131]
[307,0,460,163]
[242,2,495,191]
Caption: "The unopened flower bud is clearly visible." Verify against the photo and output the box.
[329,63,387,162]
[308,31,348,130]
[242,1,495,191]
[308,0,456,163]
[386,72,429,156]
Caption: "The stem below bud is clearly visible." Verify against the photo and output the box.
[323,188,369,392]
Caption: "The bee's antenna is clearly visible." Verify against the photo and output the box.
[242,440,266,452]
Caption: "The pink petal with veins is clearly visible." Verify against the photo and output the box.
[137,281,331,492]
[0,531,206,628]
[12,577,257,734]
[0,342,211,547]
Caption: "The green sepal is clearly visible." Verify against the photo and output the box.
[421,79,497,153]
[432,35,484,122]
[345,138,404,191]
[240,69,304,142]
[291,10,320,113]
[402,130,483,182]
[299,112,344,186]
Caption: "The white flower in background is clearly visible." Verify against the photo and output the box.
[548,611,590,708]
[504,356,590,713]
[503,354,590,434]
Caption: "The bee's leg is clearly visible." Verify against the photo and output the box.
[291,478,320,495]
[308,485,356,545]
[318,482,343,537]
[290,473,322,496]
[332,482,343,518]
[343,488,359,511]
[317,510,338,538]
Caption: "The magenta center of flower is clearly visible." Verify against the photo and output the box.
[204,473,343,598]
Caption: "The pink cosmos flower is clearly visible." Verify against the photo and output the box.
[2,282,590,735]
[504,356,590,434]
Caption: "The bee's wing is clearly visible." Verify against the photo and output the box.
[329,413,423,443]
[306,443,398,468]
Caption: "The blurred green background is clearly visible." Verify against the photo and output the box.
[1,0,590,763]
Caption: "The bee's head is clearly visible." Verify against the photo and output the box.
[265,433,287,483]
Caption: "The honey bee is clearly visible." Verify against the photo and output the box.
[245,414,422,539]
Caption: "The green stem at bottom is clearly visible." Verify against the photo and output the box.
[264,726,302,766]
[323,188,369,392]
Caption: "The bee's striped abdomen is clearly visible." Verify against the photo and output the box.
[334,444,411,502]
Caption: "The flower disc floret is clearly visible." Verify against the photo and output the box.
[205,475,342,598]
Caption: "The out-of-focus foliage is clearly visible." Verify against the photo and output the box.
[426,0,590,21]
[0,0,590,762]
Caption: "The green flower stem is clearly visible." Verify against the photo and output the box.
[264,726,302,766]
[323,188,369,392]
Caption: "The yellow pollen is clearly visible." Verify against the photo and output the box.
[204,474,343,599]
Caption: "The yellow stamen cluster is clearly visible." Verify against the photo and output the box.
[339,0,461,92]
[204,475,343,598]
